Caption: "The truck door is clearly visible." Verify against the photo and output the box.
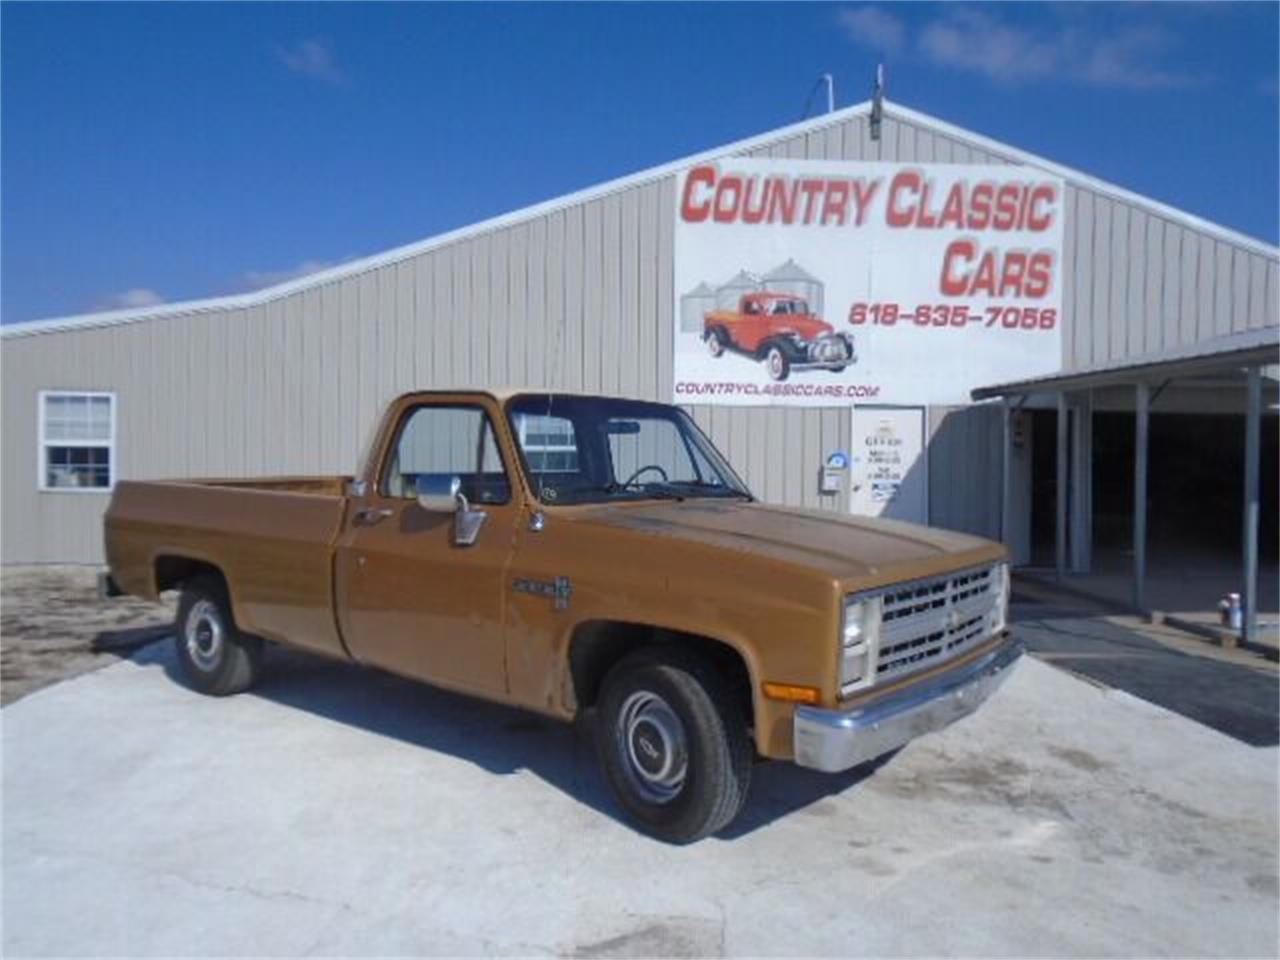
[334,400,516,697]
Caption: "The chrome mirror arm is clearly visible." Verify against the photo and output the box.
[453,491,488,547]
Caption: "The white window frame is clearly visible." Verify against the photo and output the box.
[515,413,579,471]
[37,390,117,493]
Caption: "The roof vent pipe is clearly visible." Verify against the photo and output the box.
[801,73,836,120]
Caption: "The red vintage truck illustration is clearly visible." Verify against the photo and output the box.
[703,292,855,381]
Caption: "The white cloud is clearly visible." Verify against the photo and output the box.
[239,258,347,291]
[94,288,165,311]
[277,38,344,84]
[839,6,906,55]
[918,9,1060,83]
[841,6,1206,90]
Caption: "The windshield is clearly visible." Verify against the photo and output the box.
[507,395,752,506]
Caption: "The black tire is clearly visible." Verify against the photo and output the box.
[763,344,791,381]
[175,576,263,696]
[597,648,752,843]
[705,327,727,358]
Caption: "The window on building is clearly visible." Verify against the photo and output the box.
[513,413,580,473]
[40,392,115,491]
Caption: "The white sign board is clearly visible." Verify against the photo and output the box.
[851,406,927,524]
[673,159,1065,406]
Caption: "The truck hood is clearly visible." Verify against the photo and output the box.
[777,316,833,340]
[569,500,1003,587]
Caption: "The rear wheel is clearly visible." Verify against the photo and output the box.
[175,577,263,696]
[597,649,752,843]
[705,328,727,358]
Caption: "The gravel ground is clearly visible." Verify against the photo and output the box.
[0,565,174,706]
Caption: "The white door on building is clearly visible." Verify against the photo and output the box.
[850,406,928,524]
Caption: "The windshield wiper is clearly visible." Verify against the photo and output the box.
[658,481,752,500]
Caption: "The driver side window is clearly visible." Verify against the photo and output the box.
[382,405,510,504]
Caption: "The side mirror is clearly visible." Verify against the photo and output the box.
[414,474,487,547]
[415,474,462,512]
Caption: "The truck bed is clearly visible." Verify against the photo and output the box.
[104,477,353,659]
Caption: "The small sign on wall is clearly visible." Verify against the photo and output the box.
[820,451,848,495]
[851,406,927,524]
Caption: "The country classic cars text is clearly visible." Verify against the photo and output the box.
[679,163,1059,299]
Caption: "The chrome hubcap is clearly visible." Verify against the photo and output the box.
[184,599,224,671]
[768,349,783,378]
[707,334,723,357]
[617,690,688,804]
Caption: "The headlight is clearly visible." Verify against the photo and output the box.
[840,596,882,697]
[990,562,1010,633]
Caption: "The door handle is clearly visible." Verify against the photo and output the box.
[353,507,394,525]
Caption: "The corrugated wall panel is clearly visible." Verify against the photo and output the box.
[600,193,622,396]
[1127,212,1148,360]
[1178,227,1198,347]
[1142,213,1165,356]
[564,205,586,391]
[1091,196,1112,367]
[655,179,676,403]
[1267,259,1279,331]
[620,189,641,399]
[543,209,566,390]
[1108,204,1130,362]
[1212,239,1234,340]
[507,222,529,388]
[1248,251,1270,330]
[1060,187,1079,367]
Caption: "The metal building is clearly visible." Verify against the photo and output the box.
[3,99,1277,632]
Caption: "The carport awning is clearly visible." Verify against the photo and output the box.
[971,326,1278,400]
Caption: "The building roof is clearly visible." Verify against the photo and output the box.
[971,327,1280,399]
[4,98,1277,341]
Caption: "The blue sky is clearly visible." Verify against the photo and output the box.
[2,1,1277,323]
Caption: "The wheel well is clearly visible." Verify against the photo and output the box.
[153,556,225,595]
[755,337,781,360]
[568,621,754,725]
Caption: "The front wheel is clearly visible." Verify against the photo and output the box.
[175,577,263,696]
[764,345,791,381]
[597,650,752,843]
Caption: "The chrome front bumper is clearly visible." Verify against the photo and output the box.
[793,636,1023,773]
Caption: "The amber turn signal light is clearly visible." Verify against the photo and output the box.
[762,682,820,704]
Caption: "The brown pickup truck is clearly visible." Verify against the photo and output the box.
[103,390,1020,842]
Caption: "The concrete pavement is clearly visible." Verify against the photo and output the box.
[3,641,1277,957]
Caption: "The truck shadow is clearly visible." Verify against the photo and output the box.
[134,640,883,842]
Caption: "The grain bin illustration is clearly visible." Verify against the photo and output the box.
[714,270,762,310]
[762,258,824,319]
[679,282,717,333]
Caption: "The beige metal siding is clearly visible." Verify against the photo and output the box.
[3,106,1276,563]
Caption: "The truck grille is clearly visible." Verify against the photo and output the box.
[875,566,998,681]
